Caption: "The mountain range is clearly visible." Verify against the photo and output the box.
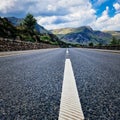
[1,16,120,46]
[6,17,114,45]
[51,26,114,45]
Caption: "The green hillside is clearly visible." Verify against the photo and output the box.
[0,16,67,47]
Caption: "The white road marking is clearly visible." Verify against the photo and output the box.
[59,50,84,120]
[66,48,69,54]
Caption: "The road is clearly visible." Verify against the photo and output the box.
[0,48,120,120]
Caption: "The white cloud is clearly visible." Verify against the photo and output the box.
[58,0,86,7]
[113,3,120,14]
[91,6,120,30]
[47,5,57,11]
[91,6,109,29]
[0,0,16,13]
[113,3,120,10]
[36,16,57,25]
[101,14,120,30]
[36,0,96,30]
[0,0,120,30]
[36,1,120,31]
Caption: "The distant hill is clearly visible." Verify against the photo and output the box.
[6,17,51,34]
[50,27,74,38]
[104,31,120,40]
[5,17,23,26]
[51,26,112,45]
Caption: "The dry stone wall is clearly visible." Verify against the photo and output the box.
[0,38,58,51]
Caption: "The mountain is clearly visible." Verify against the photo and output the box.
[6,17,51,34]
[35,24,51,34]
[51,26,112,45]
[5,17,23,26]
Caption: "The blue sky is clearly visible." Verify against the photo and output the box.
[0,0,120,30]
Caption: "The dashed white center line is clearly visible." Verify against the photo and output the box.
[59,49,84,120]
[66,49,69,54]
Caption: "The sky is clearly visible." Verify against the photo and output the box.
[0,0,120,30]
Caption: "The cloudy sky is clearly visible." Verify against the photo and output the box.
[0,0,120,30]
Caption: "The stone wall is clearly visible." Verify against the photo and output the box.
[0,38,59,51]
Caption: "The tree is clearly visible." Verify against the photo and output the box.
[23,13,36,32]
[118,39,120,45]
[111,37,117,45]
[98,43,102,46]
[89,42,94,47]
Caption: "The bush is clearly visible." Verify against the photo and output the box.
[89,42,94,47]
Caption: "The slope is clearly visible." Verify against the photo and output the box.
[6,17,51,34]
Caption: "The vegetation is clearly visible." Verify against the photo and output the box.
[0,14,69,47]
[23,13,36,32]
[110,37,120,45]
[40,35,51,41]
[89,42,94,47]
[0,17,16,39]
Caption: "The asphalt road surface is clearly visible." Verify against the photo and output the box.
[0,49,66,120]
[0,48,120,120]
